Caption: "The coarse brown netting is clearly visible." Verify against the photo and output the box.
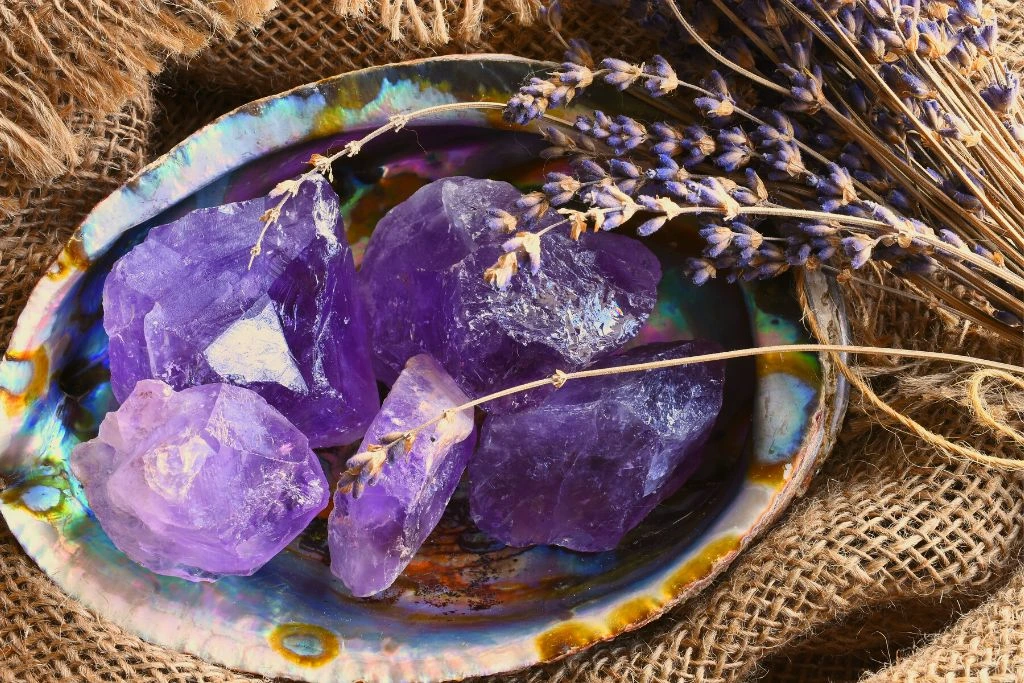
[1,1,1023,681]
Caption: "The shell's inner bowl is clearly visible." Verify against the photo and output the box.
[0,57,844,683]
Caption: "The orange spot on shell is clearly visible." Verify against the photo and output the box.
[748,461,791,487]
[607,596,662,633]
[46,234,90,280]
[535,621,608,661]
[268,623,340,667]
[663,534,741,597]
[1,346,49,416]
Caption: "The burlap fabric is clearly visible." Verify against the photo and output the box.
[2,1,1024,681]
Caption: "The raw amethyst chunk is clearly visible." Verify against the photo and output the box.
[359,176,524,384]
[328,354,476,597]
[440,230,662,412]
[359,177,661,409]
[104,175,378,448]
[469,340,724,552]
[71,380,329,581]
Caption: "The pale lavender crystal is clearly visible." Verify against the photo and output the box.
[440,230,662,412]
[104,175,378,448]
[359,177,661,409]
[359,177,524,384]
[469,340,724,552]
[71,380,329,581]
[328,354,476,597]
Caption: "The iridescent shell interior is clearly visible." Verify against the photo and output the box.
[0,56,848,682]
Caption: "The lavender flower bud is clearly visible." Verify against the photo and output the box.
[938,228,968,249]
[543,172,582,206]
[649,154,689,182]
[601,58,644,90]
[680,125,716,167]
[684,257,717,285]
[642,55,680,95]
[571,159,603,182]
[981,72,1021,114]
[763,139,806,178]
[715,127,753,172]
[694,71,735,118]
[637,216,668,236]
[842,234,876,269]
[755,111,796,148]
[651,122,684,156]
[780,64,826,113]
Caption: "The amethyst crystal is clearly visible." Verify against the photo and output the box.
[328,354,476,597]
[71,379,329,581]
[359,177,661,409]
[104,175,378,448]
[440,230,662,412]
[359,177,525,384]
[469,340,724,552]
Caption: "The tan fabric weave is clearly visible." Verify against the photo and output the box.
[2,1,1024,682]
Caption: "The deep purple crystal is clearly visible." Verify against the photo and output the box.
[71,380,329,581]
[104,176,379,448]
[359,176,523,384]
[469,340,725,552]
[359,177,661,410]
[440,230,662,412]
[328,354,476,597]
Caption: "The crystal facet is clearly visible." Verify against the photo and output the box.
[359,177,661,410]
[71,379,329,581]
[440,230,662,412]
[469,340,725,552]
[328,354,476,597]
[104,175,379,448]
[359,177,524,384]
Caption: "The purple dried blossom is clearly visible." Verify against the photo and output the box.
[651,122,685,156]
[642,55,680,95]
[981,72,1021,113]
[715,127,753,172]
[601,58,645,90]
[543,172,582,206]
[780,64,826,113]
[694,71,736,118]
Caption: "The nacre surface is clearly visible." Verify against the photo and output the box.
[0,56,848,683]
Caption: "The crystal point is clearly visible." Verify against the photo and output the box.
[104,176,379,448]
[469,340,725,552]
[328,354,476,597]
[71,380,329,581]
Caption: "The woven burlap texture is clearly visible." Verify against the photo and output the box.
[1,1,1024,681]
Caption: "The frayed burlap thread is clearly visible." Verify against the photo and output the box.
[177,0,660,99]
[0,1,270,188]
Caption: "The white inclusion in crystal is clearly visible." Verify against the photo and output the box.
[204,300,308,393]
[311,182,340,252]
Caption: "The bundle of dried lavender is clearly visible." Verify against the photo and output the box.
[498,0,1024,346]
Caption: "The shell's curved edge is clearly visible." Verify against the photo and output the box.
[0,56,849,683]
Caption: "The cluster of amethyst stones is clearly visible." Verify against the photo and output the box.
[72,175,724,597]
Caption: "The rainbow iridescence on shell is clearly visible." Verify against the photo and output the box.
[0,57,847,683]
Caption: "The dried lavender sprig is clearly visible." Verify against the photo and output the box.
[341,341,1024,493]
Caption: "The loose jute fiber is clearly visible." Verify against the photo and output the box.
[2,1,1024,681]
